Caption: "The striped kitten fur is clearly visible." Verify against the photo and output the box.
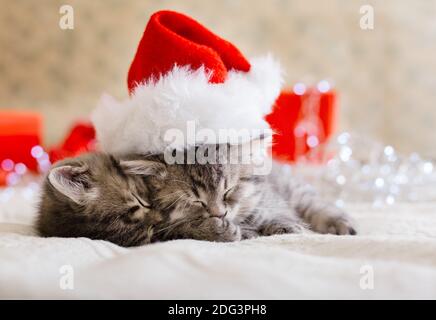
[37,148,356,247]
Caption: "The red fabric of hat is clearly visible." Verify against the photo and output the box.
[127,10,251,92]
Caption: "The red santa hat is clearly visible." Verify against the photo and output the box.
[92,10,283,155]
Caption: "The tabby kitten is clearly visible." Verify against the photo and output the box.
[37,147,356,247]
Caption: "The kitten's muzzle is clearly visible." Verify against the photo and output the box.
[210,210,228,219]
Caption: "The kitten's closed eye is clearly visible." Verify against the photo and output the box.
[223,186,237,201]
[133,193,151,209]
[193,200,207,208]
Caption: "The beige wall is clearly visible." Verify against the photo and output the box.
[1,0,436,157]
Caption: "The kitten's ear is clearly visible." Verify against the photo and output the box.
[48,165,91,204]
[120,160,167,178]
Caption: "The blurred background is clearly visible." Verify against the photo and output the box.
[1,0,436,156]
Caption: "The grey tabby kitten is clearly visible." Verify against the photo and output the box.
[37,145,356,247]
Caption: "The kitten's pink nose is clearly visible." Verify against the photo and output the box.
[207,202,228,218]
[209,207,228,218]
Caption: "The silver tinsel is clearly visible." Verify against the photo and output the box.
[292,132,436,207]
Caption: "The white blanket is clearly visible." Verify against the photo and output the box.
[1,186,436,299]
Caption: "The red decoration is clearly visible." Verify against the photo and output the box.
[0,112,95,186]
[48,122,96,164]
[0,170,7,186]
[127,10,251,92]
[265,88,337,163]
[0,110,42,172]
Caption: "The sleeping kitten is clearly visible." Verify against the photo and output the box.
[37,146,356,246]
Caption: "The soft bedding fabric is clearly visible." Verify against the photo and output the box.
[1,186,436,299]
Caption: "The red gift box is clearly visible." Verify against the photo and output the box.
[265,87,337,163]
[0,110,42,172]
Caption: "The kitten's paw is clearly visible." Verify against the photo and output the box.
[259,218,307,236]
[240,229,259,240]
[311,212,357,235]
[202,217,241,242]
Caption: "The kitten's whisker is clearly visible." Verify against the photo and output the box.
[154,190,184,201]
[179,199,190,217]
[170,179,194,188]
[154,215,196,235]
[153,223,175,235]
[163,194,185,209]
